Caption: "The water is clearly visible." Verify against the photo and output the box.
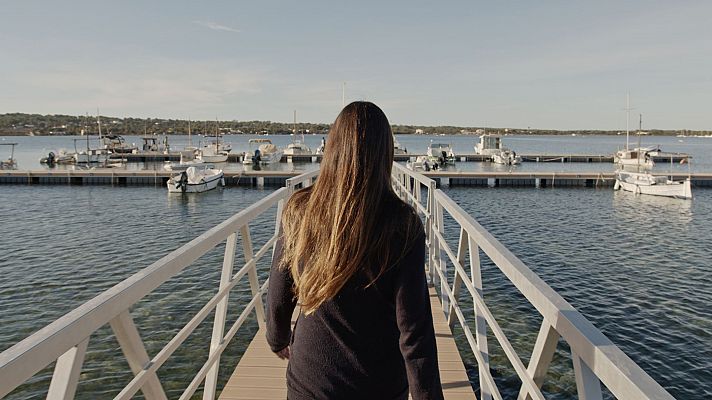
[1,153,711,398]
[3,133,712,174]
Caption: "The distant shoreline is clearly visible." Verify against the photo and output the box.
[1,112,709,137]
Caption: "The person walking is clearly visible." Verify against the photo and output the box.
[267,101,443,400]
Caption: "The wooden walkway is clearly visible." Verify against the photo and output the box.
[219,287,475,399]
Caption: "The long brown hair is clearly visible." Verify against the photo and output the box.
[280,101,420,314]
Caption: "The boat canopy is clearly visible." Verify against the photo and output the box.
[249,139,273,144]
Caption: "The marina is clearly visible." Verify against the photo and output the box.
[2,166,697,399]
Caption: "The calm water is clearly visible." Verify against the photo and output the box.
[4,133,712,174]
[1,184,711,398]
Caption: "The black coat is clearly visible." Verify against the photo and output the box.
[266,222,444,400]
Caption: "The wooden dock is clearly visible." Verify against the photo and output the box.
[219,287,474,399]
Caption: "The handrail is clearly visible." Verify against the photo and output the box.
[0,173,312,399]
[391,162,674,400]
[1,163,675,400]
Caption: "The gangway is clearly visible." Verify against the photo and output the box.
[0,164,674,399]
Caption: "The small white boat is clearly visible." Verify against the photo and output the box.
[74,148,111,164]
[167,166,225,193]
[315,137,327,155]
[242,139,283,165]
[492,149,522,165]
[0,143,18,170]
[197,146,229,163]
[614,171,692,199]
[426,141,455,165]
[284,111,312,156]
[406,155,440,171]
[474,134,503,156]
[164,150,207,171]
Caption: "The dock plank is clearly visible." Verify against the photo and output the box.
[219,287,475,399]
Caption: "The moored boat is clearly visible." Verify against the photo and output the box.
[426,141,455,165]
[166,166,224,193]
[242,139,283,165]
[614,171,692,199]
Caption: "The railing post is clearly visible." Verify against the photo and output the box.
[241,225,266,329]
[203,232,238,400]
[447,227,468,328]
[426,182,437,285]
[517,320,560,400]
[572,352,603,400]
[46,337,89,400]
[435,200,448,312]
[109,311,168,400]
[469,238,491,400]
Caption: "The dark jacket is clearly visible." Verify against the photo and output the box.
[266,219,443,400]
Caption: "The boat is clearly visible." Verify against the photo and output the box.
[615,95,654,170]
[197,146,229,163]
[40,149,75,165]
[614,171,692,199]
[474,133,521,165]
[492,149,522,165]
[406,155,440,171]
[73,136,111,164]
[315,137,326,155]
[0,143,18,170]
[166,166,225,193]
[164,150,207,171]
[283,111,313,156]
[242,139,283,165]
[474,134,503,156]
[426,141,455,165]
[198,119,229,162]
[102,134,137,154]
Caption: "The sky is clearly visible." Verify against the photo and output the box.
[1,1,711,130]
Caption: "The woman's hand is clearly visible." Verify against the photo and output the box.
[274,346,290,360]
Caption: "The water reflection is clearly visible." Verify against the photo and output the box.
[612,190,693,224]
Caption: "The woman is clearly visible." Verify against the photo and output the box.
[267,102,443,400]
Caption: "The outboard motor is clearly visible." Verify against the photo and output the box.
[178,171,189,193]
[253,149,262,165]
[46,152,56,166]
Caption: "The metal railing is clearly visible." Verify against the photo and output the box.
[392,162,674,400]
[0,168,318,400]
[1,163,673,399]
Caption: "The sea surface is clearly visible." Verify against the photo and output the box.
[1,135,711,399]
[3,133,712,174]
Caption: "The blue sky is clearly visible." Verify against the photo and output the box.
[1,1,710,130]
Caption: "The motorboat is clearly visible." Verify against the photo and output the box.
[614,171,692,199]
[72,136,111,164]
[40,149,75,165]
[426,141,455,165]
[474,134,503,156]
[242,139,283,165]
[315,137,326,155]
[197,146,229,163]
[166,166,225,193]
[406,155,440,171]
[164,150,207,171]
[492,149,522,165]
[102,134,137,154]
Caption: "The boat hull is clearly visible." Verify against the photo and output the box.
[614,175,692,199]
[167,170,224,193]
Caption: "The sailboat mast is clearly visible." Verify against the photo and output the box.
[96,108,102,140]
[637,113,643,173]
[625,93,630,150]
[188,119,192,147]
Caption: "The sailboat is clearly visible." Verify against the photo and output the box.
[197,119,229,163]
[614,95,654,170]
[283,110,312,156]
[74,112,111,164]
[614,111,692,199]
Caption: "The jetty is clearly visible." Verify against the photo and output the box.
[0,164,675,399]
[2,168,712,188]
[109,151,690,164]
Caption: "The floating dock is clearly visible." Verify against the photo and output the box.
[2,169,711,188]
[109,152,690,164]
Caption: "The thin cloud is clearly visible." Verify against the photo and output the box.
[192,20,240,33]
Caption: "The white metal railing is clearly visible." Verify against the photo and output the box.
[1,163,674,399]
[392,162,674,400]
[0,169,318,400]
